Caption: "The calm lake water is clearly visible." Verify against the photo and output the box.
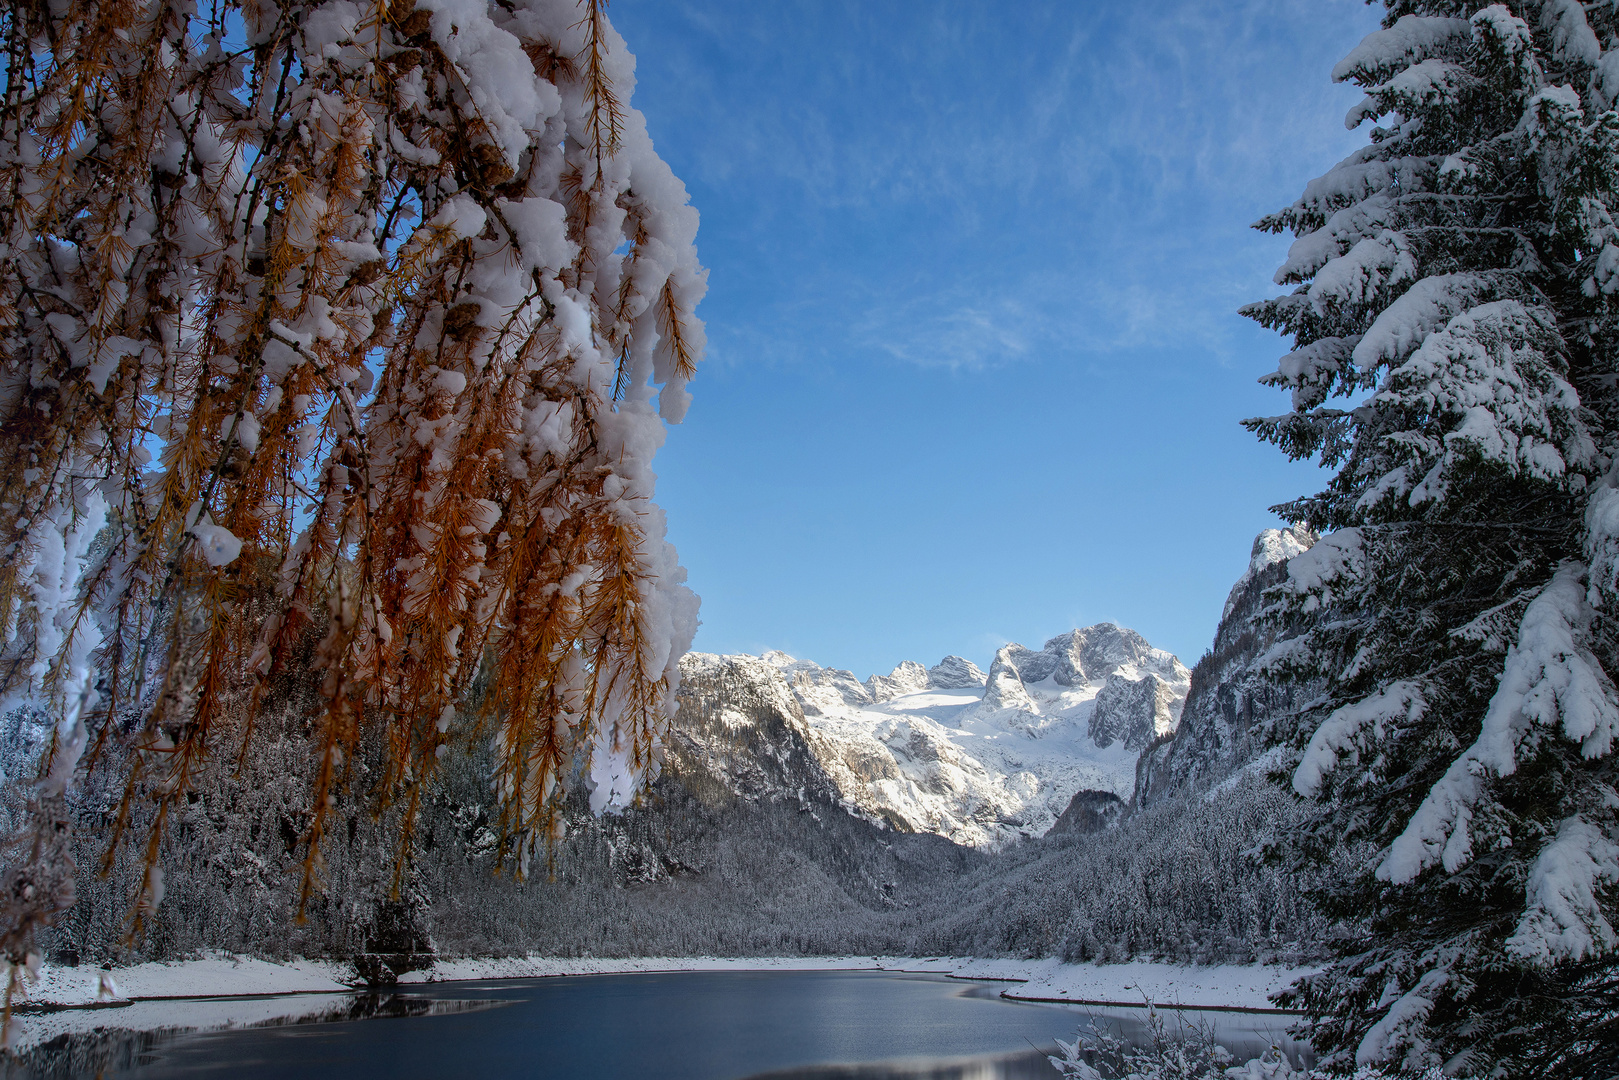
[11,970,1310,1080]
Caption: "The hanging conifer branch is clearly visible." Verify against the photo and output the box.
[0,0,704,1024]
[577,0,623,168]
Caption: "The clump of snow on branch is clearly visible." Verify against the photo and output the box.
[1379,565,1619,885]
[1372,301,1593,507]
[1283,528,1365,610]
[1330,16,1473,86]
[1505,815,1619,965]
[1354,965,1453,1071]
[1541,0,1601,68]
[1350,273,1509,372]
[1307,233,1417,314]
[1584,478,1619,607]
[1293,682,1424,800]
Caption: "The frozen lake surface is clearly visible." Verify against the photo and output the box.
[15,970,1309,1079]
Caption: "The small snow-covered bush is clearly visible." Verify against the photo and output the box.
[1048,1007,1239,1080]
[1048,1010,1440,1080]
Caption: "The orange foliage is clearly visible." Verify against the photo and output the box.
[0,0,704,1009]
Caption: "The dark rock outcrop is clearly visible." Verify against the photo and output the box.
[1133,525,1318,807]
[1089,673,1179,751]
[1047,789,1125,836]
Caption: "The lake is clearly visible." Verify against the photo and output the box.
[9,970,1311,1079]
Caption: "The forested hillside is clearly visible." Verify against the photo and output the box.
[0,530,1328,974]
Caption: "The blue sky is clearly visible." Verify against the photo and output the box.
[611,0,1384,679]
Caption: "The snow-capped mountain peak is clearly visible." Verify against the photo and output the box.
[699,623,1190,848]
[968,625,1190,740]
[990,624,1179,688]
[926,656,987,690]
[867,660,930,702]
[1221,524,1313,620]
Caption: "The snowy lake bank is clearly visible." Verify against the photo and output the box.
[8,953,1313,1063]
[18,952,1311,1015]
[6,969,1315,1079]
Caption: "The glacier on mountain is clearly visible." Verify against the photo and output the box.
[680,624,1189,848]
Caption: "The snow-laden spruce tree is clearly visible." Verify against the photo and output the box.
[0,0,702,1015]
[1247,3,1619,1075]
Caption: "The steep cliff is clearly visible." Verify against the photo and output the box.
[1133,525,1317,807]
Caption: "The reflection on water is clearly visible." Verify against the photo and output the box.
[1,995,507,1080]
[744,1048,1059,1079]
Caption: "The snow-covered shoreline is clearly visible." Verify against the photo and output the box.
[6,953,1314,1056]
[17,951,1310,1013]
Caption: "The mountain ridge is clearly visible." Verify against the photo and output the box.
[680,622,1190,848]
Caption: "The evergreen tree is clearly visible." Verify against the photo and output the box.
[0,0,703,1024]
[1247,3,1619,1075]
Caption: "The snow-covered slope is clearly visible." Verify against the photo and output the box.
[679,624,1189,849]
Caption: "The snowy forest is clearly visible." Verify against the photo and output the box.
[1,0,1618,1078]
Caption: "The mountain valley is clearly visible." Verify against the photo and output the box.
[12,528,1326,972]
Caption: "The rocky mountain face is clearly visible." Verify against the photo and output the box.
[678,623,1189,849]
[1046,789,1125,837]
[667,652,846,811]
[1133,525,1318,807]
[925,656,989,690]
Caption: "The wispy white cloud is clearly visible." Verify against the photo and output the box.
[859,294,1033,371]
[624,0,1380,376]
[649,0,1370,208]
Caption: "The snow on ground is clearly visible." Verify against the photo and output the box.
[396,954,892,982]
[11,993,354,1053]
[23,952,351,1006]
[1001,959,1310,1012]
